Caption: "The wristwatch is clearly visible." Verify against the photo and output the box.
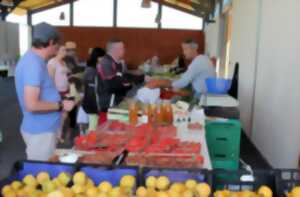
[58,101,63,111]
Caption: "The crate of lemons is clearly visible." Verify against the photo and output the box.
[139,176,211,197]
[286,187,300,197]
[214,186,300,197]
[140,176,275,197]
[3,171,298,197]
[1,171,137,197]
[213,186,272,197]
[1,171,212,197]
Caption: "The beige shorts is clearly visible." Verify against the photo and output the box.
[21,131,57,161]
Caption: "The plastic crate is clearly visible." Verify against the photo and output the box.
[212,169,276,194]
[0,160,76,190]
[205,77,232,94]
[78,164,139,187]
[141,167,212,187]
[0,161,139,191]
[276,169,300,197]
[205,119,241,170]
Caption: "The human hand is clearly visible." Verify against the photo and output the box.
[62,100,75,112]
[145,79,161,89]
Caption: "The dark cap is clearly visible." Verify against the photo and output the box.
[33,22,61,43]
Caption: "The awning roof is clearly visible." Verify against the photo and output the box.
[1,0,215,19]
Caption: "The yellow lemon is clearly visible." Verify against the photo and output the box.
[170,183,185,193]
[195,183,211,196]
[214,191,227,197]
[182,190,194,197]
[36,172,50,185]
[147,188,157,197]
[57,172,71,186]
[97,192,108,197]
[23,185,36,194]
[108,187,121,197]
[156,191,169,197]
[146,176,157,188]
[3,190,17,197]
[98,181,112,193]
[2,185,13,195]
[185,179,197,190]
[71,184,85,194]
[291,187,300,197]
[60,187,74,197]
[47,190,64,197]
[120,175,136,188]
[136,186,147,197]
[168,189,181,197]
[156,176,170,191]
[11,181,23,191]
[86,187,98,197]
[73,172,87,186]
[23,175,38,187]
[257,186,272,197]
[42,181,56,193]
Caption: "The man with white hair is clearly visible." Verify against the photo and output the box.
[147,38,216,97]
[96,38,131,111]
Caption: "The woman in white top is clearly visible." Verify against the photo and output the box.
[47,46,70,143]
[48,46,70,96]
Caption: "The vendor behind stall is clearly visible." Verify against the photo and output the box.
[146,38,216,97]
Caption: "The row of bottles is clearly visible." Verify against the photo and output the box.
[129,101,173,126]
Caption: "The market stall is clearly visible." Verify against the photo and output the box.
[53,99,213,169]
[49,64,242,171]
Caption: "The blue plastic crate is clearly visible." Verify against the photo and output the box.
[205,77,232,94]
[18,161,76,179]
[79,165,138,186]
[142,167,211,186]
[0,160,76,190]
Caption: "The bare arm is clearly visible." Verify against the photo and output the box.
[47,63,56,79]
[24,86,59,112]
[145,79,171,89]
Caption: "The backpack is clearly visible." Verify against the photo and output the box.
[83,60,130,114]
[81,67,98,114]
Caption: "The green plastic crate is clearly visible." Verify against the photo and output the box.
[205,119,241,170]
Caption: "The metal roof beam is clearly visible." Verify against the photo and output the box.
[1,0,23,20]
[31,0,77,14]
[152,0,203,17]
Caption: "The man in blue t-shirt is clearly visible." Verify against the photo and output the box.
[15,23,75,161]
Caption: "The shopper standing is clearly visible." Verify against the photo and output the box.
[15,23,75,161]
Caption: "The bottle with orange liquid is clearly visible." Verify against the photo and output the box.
[129,101,139,126]
[164,101,173,125]
[161,101,167,124]
[155,103,164,126]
